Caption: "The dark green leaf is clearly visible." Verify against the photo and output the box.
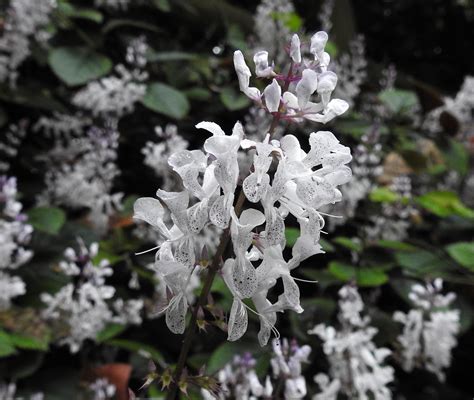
[446,242,474,270]
[416,191,474,219]
[48,47,112,86]
[220,87,250,111]
[9,333,49,351]
[445,139,469,176]
[27,207,66,235]
[285,227,299,247]
[376,240,418,252]
[369,187,400,203]
[328,262,388,286]
[395,250,446,275]
[147,51,197,62]
[103,19,163,34]
[96,324,127,342]
[333,236,363,252]
[0,330,16,357]
[153,0,171,12]
[142,82,190,119]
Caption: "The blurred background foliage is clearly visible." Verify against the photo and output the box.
[0,0,474,399]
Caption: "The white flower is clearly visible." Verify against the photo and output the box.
[234,32,349,124]
[72,65,148,117]
[0,0,56,86]
[0,176,33,309]
[393,279,460,381]
[309,285,394,400]
[134,32,352,344]
[37,125,123,234]
[41,241,143,352]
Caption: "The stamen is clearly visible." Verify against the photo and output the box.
[135,244,161,256]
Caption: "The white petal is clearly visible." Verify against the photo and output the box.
[196,121,225,136]
[282,91,300,112]
[263,79,281,113]
[253,51,274,78]
[233,50,251,90]
[310,31,328,61]
[243,172,270,203]
[296,69,318,109]
[209,194,231,228]
[290,34,301,63]
[166,293,188,334]
[227,298,248,341]
[187,199,209,233]
[133,197,164,226]
[232,257,257,298]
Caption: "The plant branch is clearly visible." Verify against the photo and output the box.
[165,62,293,399]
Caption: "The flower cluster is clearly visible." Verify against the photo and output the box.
[72,65,148,118]
[309,285,394,400]
[134,31,352,345]
[202,338,311,399]
[41,240,143,353]
[0,121,28,173]
[325,129,383,231]
[254,0,295,64]
[0,176,33,309]
[142,124,189,191]
[37,124,123,233]
[0,0,56,86]
[234,31,349,125]
[332,35,368,107]
[365,174,417,242]
[393,279,460,382]
[33,112,92,139]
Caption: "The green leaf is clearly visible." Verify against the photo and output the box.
[0,330,16,357]
[395,250,446,275]
[285,227,300,247]
[27,207,66,235]
[319,238,335,252]
[58,3,103,23]
[446,242,474,270]
[220,87,251,111]
[153,0,171,12]
[106,339,164,364]
[96,324,127,342]
[416,191,474,219]
[379,89,418,114]
[142,82,190,119]
[185,88,211,101]
[325,40,338,58]
[48,47,112,86]
[376,240,417,252]
[369,187,400,203]
[8,333,49,351]
[328,262,388,287]
[147,51,197,62]
[102,19,163,34]
[207,342,249,374]
[333,236,363,252]
[445,139,469,176]
[271,11,303,32]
